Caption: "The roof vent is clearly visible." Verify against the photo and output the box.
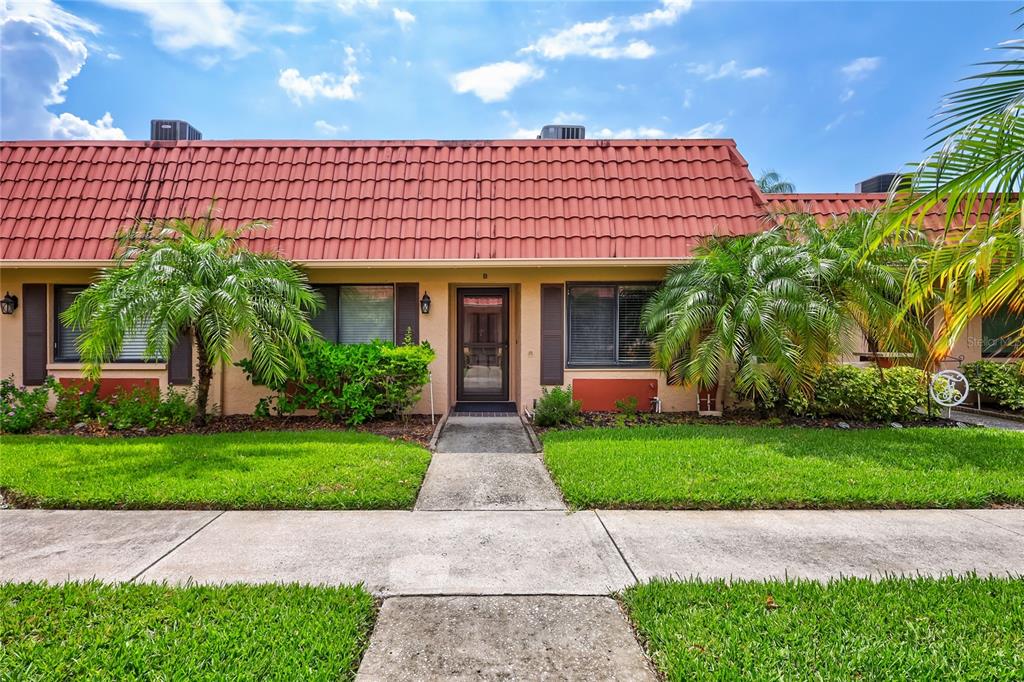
[538,124,585,140]
[855,173,900,193]
[150,119,202,141]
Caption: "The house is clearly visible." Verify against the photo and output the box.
[0,126,1015,416]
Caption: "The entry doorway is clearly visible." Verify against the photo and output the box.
[456,288,509,402]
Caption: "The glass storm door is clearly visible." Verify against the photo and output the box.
[457,288,509,401]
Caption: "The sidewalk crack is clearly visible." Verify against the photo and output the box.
[129,510,226,583]
[959,509,1024,537]
[595,511,639,585]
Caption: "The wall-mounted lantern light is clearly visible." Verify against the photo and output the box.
[0,292,18,315]
[420,292,431,315]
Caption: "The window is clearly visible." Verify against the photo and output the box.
[54,286,154,362]
[982,308,1024,358]
[567,284,656,367]
[311,285,395,344]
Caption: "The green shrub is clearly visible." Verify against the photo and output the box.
[963,360,1024,411]
[534,386,582,427]
[95,386,195,431]
[0,376,50,434]
[614,395,640,417]
[52,379,103,428]
[243,340,435,425]
[792,364,930,422]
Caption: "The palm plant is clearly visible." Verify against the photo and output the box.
[62,208,322,424]
[886,15,1024,360]
[783,210,935,366]
[642,229,842,404]
[756,169,796,194]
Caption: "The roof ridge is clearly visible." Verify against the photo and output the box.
[0,138,740,149]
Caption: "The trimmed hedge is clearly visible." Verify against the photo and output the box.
[962,360,1024,411]
[788,365,931,422]
[245,340,435,425]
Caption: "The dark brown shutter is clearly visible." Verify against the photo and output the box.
[540,284,564,385]
[22,284,47,385]
[168,330,192,385]
[395,283,419,345]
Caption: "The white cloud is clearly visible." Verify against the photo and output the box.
[314,120,348,136]
[596,126,668,139]
[0,0,127,140]
[840,88,855,103]
[96,0,246,53]
[450,61,544,102]
[682,88,694,108]
[333,0,380,13]
[629,0,692,30]
[522,0,689,61]
[51,112,127,140]
[392,8,415,29]
[824,113,847,132]
[683,121,726,138]
[688,60,769,81]
[279,47,361,104]
[553,111,586,124]
[840,56,881,80]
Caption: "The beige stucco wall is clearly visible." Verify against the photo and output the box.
[1,263,699,416]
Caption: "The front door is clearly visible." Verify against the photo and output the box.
[457,288,509,401]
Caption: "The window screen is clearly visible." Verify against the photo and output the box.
[983,308,1024,358]
[310,285,395,344]
[567,284,655,367]
[55,286,153,361]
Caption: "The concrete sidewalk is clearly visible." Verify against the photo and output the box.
[2,508,1021,590]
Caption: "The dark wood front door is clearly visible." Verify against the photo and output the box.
[457,288,509,401]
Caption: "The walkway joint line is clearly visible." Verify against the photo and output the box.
[595,510,638,586]
[128,510,226,583]
[958,509,1024,538]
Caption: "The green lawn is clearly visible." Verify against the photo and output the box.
[622,576,1024,681]
[543,425,1024,509]
[0,581,375,681]
[0,430,431,509]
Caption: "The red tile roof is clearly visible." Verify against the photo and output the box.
[764,193,997,233]
[0,139,767,262]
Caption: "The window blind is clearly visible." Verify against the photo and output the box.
[567,284,655,368]
[340,285,395,344]
[55,287,154,361]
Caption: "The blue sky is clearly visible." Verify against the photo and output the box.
[1,0,1017,190]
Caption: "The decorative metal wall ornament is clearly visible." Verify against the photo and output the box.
[929,369,970,408]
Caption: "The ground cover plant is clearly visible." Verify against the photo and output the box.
[543,424,1024,509]
[0,581,375,681]
[622,575,1024,681]
[0,430,430,509]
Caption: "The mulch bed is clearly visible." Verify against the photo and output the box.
[19,414,441,447]
[534,410,961,437]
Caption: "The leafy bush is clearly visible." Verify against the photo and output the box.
[962,360,1024,411]
[614,395,640,417]
[95,387,195,431]
[244,340,435,425]
[533,386,582,427]
[52,379,103,428]
[0,376,51,434]
[790,364,930,422]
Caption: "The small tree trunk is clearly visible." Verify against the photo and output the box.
[193,334,214,426]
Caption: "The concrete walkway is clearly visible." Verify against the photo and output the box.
[434,416,536,453]
[950,408,1024,431]
[3,508,1022,588]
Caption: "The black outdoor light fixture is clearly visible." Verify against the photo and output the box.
[420,292,431,314]
[0,292,18,315]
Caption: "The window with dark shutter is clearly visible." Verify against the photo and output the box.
[22,284,47,385]
[54,286,155,361]
[309,284,397,345]
[567,283,656,368]
[395,284,419,345]
[540,284,564,385]
[982,308,1024,358]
